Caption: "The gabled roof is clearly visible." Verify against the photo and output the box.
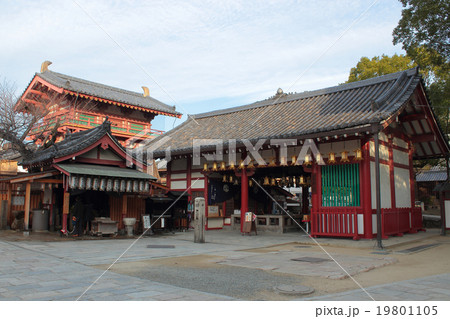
[147,68,448,157]
[33,70,181,117]
[21,121,122,166]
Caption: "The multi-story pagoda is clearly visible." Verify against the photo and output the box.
[19,61,181,147]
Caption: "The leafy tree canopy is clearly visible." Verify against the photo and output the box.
[346,54,415,83]
[393,0,450,61]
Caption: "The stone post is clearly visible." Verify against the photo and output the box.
[194,197,205,243]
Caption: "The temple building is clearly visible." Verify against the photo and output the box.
[19,61,181,146]
[145,68,449,239]
[1,121,159,233]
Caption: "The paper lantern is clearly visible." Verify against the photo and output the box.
[304,154,312,166]
[354,149,363,161]
[220,161,226,170]
[263,176,270,186]
[328,152,336,164]
[203,163,209,171]
[212,162,218,171]
[291,155,298,165]
[341,151,349,162]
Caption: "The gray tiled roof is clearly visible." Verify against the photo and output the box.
[37,70,181,117]
[416,167,448,182]
[21,121,118,166]
[147,68,422,155]
[55,163,155,180]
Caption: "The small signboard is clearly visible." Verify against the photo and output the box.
[142,215,151,230]
[242,212,257,235]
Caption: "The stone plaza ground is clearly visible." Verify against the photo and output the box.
[0,228,449,301]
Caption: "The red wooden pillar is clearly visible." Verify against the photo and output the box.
[62,190,70,232]
[408,142,415,207]
[166,161,172,189]
[361,139,373,238]
[311,163,319,209]
[240,168,248,233]
[204,174,209,229]
[187,157,192,202]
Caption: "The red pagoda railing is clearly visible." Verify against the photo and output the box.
[29,111,164,140]
[311,207,362,239]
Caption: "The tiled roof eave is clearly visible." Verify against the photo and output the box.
[64,89,181,118]
[150,119,380,157]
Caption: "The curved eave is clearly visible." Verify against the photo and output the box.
[63,89,181,118]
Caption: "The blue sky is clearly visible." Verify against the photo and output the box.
[0,0,406,132]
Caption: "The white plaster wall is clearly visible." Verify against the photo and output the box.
[171,173,187,179]
[191,172,204,178]
[80,148,97,159]
[99,149,121,161]
[394,167,411,207]
[357,214,364,235]
[191,179,205,189]
[318,140,360,158]
[371,162,392,209]
[369,141,389,161]
[171,180,187,189]
[393,137,408,149]
[393,149,409,165]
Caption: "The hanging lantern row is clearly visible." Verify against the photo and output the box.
[327,149,363,163]
[219,174,310,188]
[202,148,363,172]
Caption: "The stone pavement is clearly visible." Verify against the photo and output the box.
[0,240,234,301]
[301,273,450,301]
[0,229,448,301]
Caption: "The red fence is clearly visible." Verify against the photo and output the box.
[311,207,423,240]
[380,207,423,237]
[381,208,411,236]
[311,207,362,239]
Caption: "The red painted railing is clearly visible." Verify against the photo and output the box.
[380,207,422,237]
[410,207,423,231]
[311,207,362,239]
[28,111,164,140]
[381,208,411,236]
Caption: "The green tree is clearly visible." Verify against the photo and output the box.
[393,0,449,63]
[346,54,415,83]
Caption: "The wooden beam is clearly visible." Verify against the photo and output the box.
[399,113,426,122]
[10,172,58,184]
[22,98,42,106]
[24,182,31,230]
[411,134,436,143]
[37,179,63,184]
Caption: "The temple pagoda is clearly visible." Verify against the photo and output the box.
[19,61,181,147]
